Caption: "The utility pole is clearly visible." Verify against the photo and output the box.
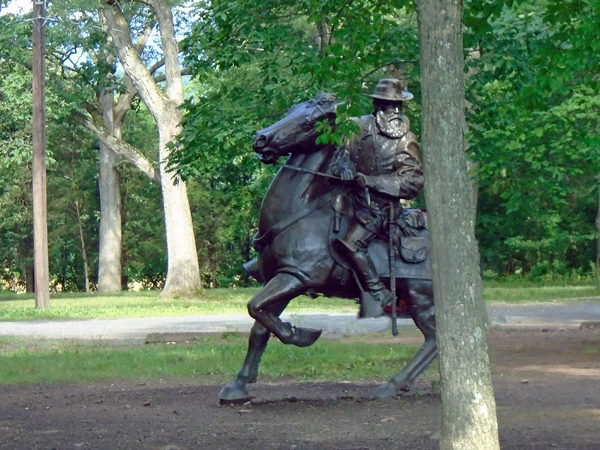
[32,0,50,308]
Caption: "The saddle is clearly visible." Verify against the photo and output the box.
[330,193,431,280]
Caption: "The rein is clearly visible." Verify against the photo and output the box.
[274,162,341,180]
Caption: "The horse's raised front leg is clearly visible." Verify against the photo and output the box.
[373,278,437,399]
[247,272,323,347]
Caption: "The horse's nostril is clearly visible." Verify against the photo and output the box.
[254,134,268,148]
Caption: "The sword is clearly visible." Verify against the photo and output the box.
[388,201,398,336]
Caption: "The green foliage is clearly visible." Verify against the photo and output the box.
[170,0,422,283]
[466,0,600,278]
[2,0,600,290]
[174,0,421,179]
[0,14,101,292]
[0,65,34,290]
[0,6,169,291]
[46,122,100,292]
[118,105,166,289]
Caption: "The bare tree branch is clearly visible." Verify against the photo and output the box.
[71,111,161,184]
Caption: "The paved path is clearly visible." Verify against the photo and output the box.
[1,302,599,343]
[0,312,397,342]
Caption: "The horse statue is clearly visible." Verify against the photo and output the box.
[219,92,437,403]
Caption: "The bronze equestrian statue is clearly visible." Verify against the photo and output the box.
[219,82,437,403]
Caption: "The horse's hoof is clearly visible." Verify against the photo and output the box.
[371,382,396,399]
[218,381,251,405]
[288,327,322,347]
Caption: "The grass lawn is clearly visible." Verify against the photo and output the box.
[482,279,600,302]
[0,280,599,322]
[0,288,357,321]
[0,332,422,385]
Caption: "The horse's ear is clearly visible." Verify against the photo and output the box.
[315,92,339,105]
[315,92,335,102]
[333,100,345,111]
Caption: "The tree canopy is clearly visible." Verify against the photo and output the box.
[0,0,598,291]
[467,0,600,279]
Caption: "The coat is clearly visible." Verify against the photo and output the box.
[334,113,424,212]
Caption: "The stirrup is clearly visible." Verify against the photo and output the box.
[371,287,395,307]
[359,290,385,319]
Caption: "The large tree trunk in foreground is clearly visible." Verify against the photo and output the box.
[97,88,123,292]
[101,0,201,297]
[415,0,500,449]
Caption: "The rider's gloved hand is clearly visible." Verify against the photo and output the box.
[354,173,369,188]
[339,167,355,181]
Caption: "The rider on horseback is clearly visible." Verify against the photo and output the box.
[328,78,424,315]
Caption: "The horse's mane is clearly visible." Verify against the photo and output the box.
[311,92,337,106]
[287,92,338,115]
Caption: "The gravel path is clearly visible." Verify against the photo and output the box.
[1,301,599,343]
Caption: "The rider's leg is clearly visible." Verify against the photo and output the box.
[336,222,394,307]
[247,272,322,347]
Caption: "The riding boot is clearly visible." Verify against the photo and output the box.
[337,240,395,309]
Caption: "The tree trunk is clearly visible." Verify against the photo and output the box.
[159,120,201,297]
[97,88,123,292]
[596,189,600,289]
[32,0,50,308]
[75,200,91,292]
[464,49,488,325]
[415,0,500,449]
[466,158,488,326]
[316,17,331,55]
[25,264,34,293]
[101,1,202,297]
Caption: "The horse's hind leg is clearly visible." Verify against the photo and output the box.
[247,272,322,347]
[373,278,437,399]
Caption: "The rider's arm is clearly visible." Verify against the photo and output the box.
[363,161,423,199]
[327,119,363,180]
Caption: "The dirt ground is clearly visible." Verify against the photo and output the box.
[1,327,599,450]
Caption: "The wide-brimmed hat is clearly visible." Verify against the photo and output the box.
[367,78,414,101]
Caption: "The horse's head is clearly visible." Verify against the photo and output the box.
[253,92,342,164]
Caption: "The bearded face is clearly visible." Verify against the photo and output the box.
[373,101,409,139]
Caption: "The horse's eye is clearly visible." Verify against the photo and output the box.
[302,119,314,130]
